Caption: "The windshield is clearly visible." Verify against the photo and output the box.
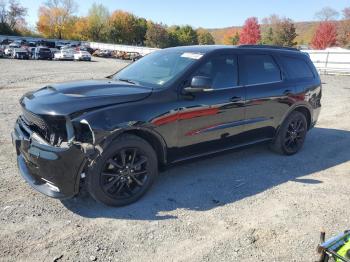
[113,50,203,88]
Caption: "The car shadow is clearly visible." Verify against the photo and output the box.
[62,127,350,220]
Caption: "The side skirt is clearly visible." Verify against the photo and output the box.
[170,138,272,164]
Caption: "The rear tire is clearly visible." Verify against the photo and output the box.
[270,111,308,155]
[87,134,158,206]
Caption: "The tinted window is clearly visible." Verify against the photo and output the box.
[194,55,238,89]
[114,50,199,87]
[241,54,281,85]
[280,56,314,80]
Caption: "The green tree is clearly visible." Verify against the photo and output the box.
[231,32,240,45]
[108,10,137,44]
[197,29,215,45]
[134,17,147,45]
[169,25,198,46]
[144,22,169,48]
[262,27,274,44]
[167,25,180,47]
[86,3,109,41]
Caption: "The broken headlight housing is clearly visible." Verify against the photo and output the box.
[21,109,71,147]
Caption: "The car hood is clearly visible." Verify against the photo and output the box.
[21,79,153,116]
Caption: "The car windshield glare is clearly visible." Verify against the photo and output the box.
[113,50,203,87]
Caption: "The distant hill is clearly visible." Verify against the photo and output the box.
[207,21,320,45]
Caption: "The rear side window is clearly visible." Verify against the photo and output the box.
[280,55,314,80]
[241,54,281,85]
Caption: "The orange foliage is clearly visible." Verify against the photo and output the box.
[37,5,75,39]
[71,17,89,40]
[223,28,240,45]
[109,10,137,44]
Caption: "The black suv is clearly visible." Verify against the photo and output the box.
[12,45,322,206]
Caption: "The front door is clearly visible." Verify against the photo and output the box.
[175,54,246,159]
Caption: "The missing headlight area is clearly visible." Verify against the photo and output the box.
[73,119,95,144]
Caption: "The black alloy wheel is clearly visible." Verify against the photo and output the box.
[283,117,306,153]
[270,111,308,155]
[87,134,158,206]
[101,148,149,200]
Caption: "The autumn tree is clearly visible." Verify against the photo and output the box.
[223,29,240,45]
[239,17,261,44]
[273,18,297,46]
[144,22,169,48]
[315,7,339,21]
[70,16,89,40]
[261,15,297,47]
[109,10,132,44]
[311,21,337,49]
[37,0,77,39]
[197,29,215,45]
[337,7,350,47]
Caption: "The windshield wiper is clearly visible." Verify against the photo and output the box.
[117,78,137,85]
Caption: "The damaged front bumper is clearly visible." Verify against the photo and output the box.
[12,117,87,199]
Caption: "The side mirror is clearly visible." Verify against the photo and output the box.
[184,76,213,93]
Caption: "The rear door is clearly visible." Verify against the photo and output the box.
[239,53,295,141]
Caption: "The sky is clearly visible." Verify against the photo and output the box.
[20,0,350,29]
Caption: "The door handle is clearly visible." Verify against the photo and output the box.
[230,96,242,102]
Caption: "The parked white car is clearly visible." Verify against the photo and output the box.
[74,51,92,61]
[54,50,74,60]
[4,47,14,56]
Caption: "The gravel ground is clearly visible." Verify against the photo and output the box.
[0,57,349,262]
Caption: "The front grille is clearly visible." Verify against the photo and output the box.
[22,109,49,137]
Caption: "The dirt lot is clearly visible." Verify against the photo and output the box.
[0,57,349,262]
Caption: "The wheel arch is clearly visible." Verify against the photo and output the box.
[103,128,168,166]
[276,104,312,137]
[293,106,312,130]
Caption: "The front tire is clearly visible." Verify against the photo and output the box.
[87,134,158,206]
[270,111,308,155]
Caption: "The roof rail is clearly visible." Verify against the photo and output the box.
[238,45,299,51]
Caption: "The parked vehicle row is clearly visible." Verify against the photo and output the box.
[0,37,143,61]
[92,49,142,61]
[0,45,92,61]
[0,38,81,50]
